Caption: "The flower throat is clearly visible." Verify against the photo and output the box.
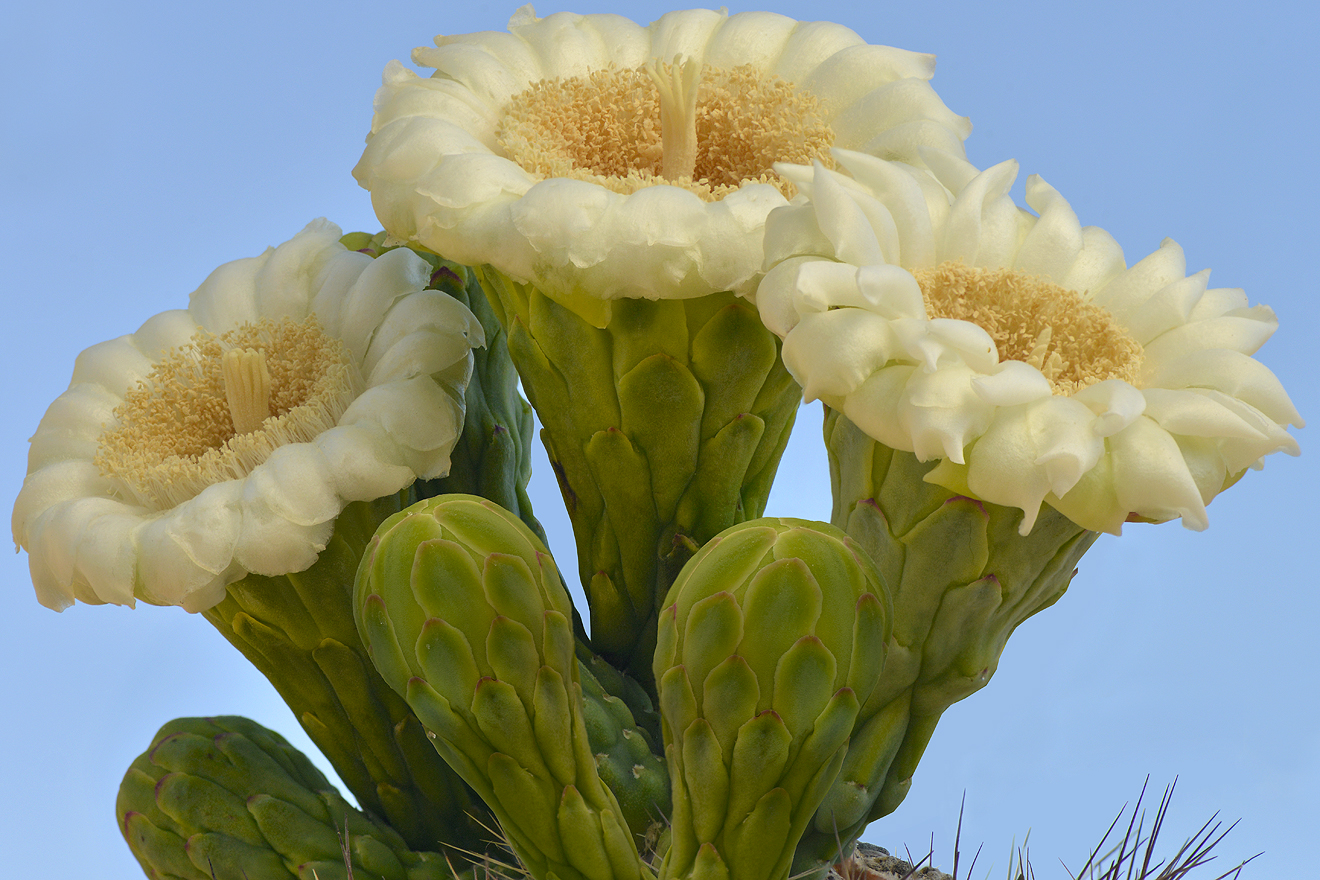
[913,261,1145,395]
[95,316,360,510]
[498,60,836,201]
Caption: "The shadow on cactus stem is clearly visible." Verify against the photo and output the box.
[820,780,1255,880]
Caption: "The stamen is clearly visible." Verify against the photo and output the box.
[222,348,272,435]
[498,63,835,202]
[914,261,1144,395]
[646,55,701,181]
[96,316,360,510]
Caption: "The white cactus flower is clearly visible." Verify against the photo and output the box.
[755,151,1302,534]
[12,219,484,612]
[352,6,970,306]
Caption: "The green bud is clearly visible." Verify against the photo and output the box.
[117,716,464,880]
[478,268,801,687]
[355,495,654,880]
[653,519,890,880]
[791,410,1097,872]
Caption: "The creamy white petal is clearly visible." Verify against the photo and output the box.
[1060,226,1127,294]
[704,12,797,70]
[250,219,343,320]
[336,247,435,367]
[1110,416,1208,530]
[1141,387,1271,441]
[845,365,921,454]
[772,19,867,82]
[939,160,1021,267]
[755,149,1299,535]
[900,362,996,464]
[69,336,155,390]
[1090,238,1186,317]
[1015,176,1084,283]
[1120,270,1208,345]
[1143,348,1302,428]
[1071,380,1147,438]
[357,9,969,305]
[129,309,202,361]
[188,249,267,330]
[783,309,898,401]
[13,222,481,611]
[1142,309,1278,365]
[316,423,417,502]
[971,361,1053,407]
[802,44,939,119]
[831,79,971,157]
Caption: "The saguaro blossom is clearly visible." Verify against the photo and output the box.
[12,219,483,612]
[353,6,970,306]
[756,151,1302,534]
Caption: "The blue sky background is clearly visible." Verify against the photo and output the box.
[2,2,1315,878]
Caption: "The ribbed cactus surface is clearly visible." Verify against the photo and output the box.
[354,494,654,880]
[653,518,891,880]
[117,715,463,880]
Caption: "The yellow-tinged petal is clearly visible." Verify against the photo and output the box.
[754,151,1300,533]
[13,220,482,611]
[355,8,969,304]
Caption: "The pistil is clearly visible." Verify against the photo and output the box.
[647,55,701,181]
[222,347,272,435]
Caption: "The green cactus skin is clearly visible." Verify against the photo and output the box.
[652,518,891,880]
[354,494,654,880]
[339,233,545,544]
[478,268,801,688]
[578,656,671,848]
[203,492,490,854]
[792,409,1097,871]
[117,715,465,880]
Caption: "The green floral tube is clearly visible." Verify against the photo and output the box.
[792,410,1095,870]
[480,270,801,687]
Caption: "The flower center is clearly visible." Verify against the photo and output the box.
[913,261,1144,395]
[498,61,836,201]
[95,316,361,510]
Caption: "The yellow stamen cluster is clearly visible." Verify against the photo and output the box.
[498,62,836,201]
[95,316,360,510]
[913,261,1144,395]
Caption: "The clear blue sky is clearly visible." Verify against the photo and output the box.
[2,2,1315,878]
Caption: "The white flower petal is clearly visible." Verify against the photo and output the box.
[1110,416,1208,530]
[1120,269,1208,344]
[772,19,867,82]
[1015,175,1084,283]
[357,9,969,304]
[811,162,887,266]
[1090,238,1186,317]
[704,12,797,70]
[1071,380,1147,437]
[782,308,897,401]
[900,363,995,464]
[14,222,481,611]
[336,247,435,368]
[250,219,344,320]
[939,159,1021,267]
[1141,387,1271,441]
[755,150,1299,535]
[1143,348,1302,428]
[315,423,416,502]
[972,361,1054,407]
[648,8,728,63]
